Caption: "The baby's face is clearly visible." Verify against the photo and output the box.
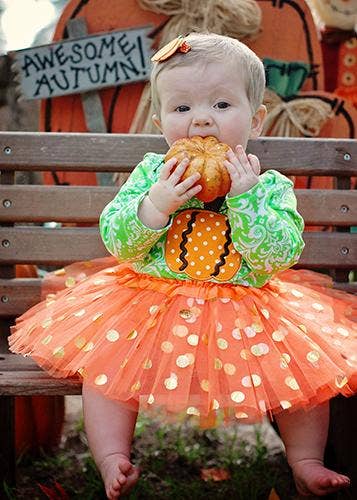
[155,62,264,150]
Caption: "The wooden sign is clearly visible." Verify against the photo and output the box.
[11,26,152,100]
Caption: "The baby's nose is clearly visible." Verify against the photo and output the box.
[192,116,213,127]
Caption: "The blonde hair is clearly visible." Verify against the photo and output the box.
[150,32,266,115]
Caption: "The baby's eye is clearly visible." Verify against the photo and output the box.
[214,101,230,109]
[175,105,190,112]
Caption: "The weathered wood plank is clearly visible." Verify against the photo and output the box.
[0,277,356,317]
[1,132,356,175]
[0,355,82,395]
[0,227,356,267]
[1,186,356,225]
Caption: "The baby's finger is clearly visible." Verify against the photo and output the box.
[224,160,241,181]
[235,145,250,174]
[183,183,202,200]
[168,158,189,184]
[160,157,178,180]
[248,154,261,176]
[176,172,200,194]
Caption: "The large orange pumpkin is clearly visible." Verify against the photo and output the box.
[14,265,65,456]
[165,136,231,202]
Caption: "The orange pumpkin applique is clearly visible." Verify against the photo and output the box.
[165,136,231,202]
[165,209,242,281]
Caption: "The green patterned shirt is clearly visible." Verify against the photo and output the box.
[99,153,305,287]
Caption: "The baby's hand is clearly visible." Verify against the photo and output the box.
[224,145,261,197]
[148,157,202,217]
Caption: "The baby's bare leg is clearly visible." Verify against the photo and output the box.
[275,402,350,496]
[82,382,139,499]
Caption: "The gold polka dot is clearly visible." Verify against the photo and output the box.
[214,358,223,369]
[75,336,86,349]
[54,268,65,276]
[337,327,349,337]
[251,343,269,356]
[53,346,65,358]
[200,379,210,392]
[187,334,199,346]
[285,376,300,390]
[252,322,264,333]
[211,399,220,410]
[231,391,245,403]
[147,394,155,404]
[272,330,285,342]
[131,381,141,392]
[299,324,307,333]
[224,363,236,375]
[261,309,270,319]
[232,328,241,340]
[149,305,159,314]
[94,374,108,386]
[74,308,86,317]
[307,351,320,363]
[42,335,52,345]
[42,318,53,328]
[164,373,178,390]
[240,349,251,360]
[235,412,249,419]
[92,312,103,322]
[65,277,76,287]
[244,326,256,338]
[106,329,120,342]
[173,325,189,337]
[120,358,128,368]
[179,309,193,320]
[187,407,200,416]
[127,330,138,340]
[93,279,106,285]
[242,374,261,387]
[161,341,174,353]
[176,354,190,368]
[143,359,152,369]
[217,338,228,350]
[83,342,94,352]
[335,375,348,388]
[280,400,292,409]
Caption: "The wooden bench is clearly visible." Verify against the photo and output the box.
[0,132,356,493]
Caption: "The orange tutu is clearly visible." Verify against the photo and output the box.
[9,260,357,425]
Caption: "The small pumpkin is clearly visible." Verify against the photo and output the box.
[165,136,231,202]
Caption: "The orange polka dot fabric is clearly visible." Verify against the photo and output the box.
[165,209,242,281]
[9,261,357,426]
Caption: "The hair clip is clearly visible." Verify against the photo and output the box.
[151,35,191,63]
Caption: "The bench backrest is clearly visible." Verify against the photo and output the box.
[0,132,356,324]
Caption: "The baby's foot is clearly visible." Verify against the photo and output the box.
[291,459,350,496]
[100,453,140,499]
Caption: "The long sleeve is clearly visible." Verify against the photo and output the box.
[226,170,305,276]
[99,153,169,262]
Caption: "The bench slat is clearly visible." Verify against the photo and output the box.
[0,355,82,395]
[0,227,356,267]
[1,132,357,175]
[0,185,355,225]
[0,277,355,317]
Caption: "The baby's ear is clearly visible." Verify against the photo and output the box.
[152,114,162,131]
[249,105,267,139]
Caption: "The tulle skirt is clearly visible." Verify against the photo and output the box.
[9,258,357,426]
